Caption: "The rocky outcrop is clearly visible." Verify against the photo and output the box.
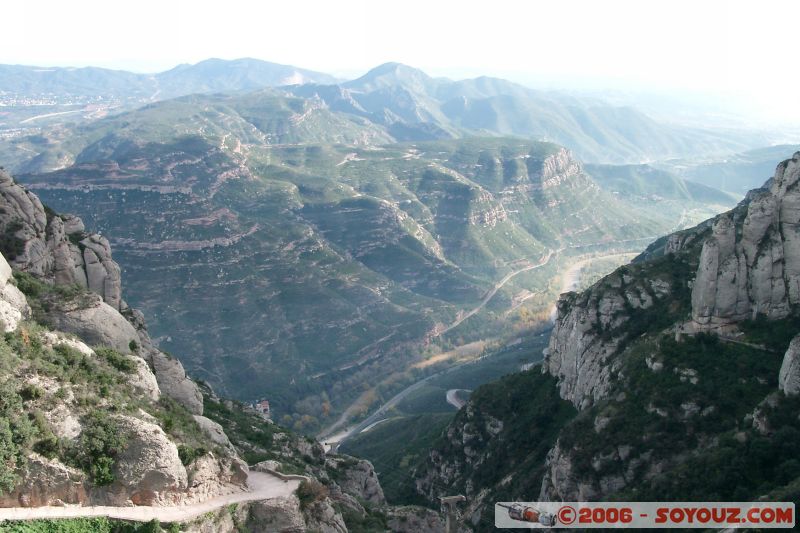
[545,154,800,410]
[0,253,30,332]
[185,453,248,504]
[0,169,122,311]
[302,498,349,533]
[106,415,188,506]
[386,506,446,533]
[44,293,139,354]
[537,147,584,190]
[544,270,672,409]
[0,455,86,507]
[779,334,800,396]
[150,350,204,415]
[129,356,161,401]
[539,441,583,501]
[245,495,307,532]
[326,455,385,504]
[193,415,234,449]
[467,189,508,227]
[691,153,800,327]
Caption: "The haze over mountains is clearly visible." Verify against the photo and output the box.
[0,56,785,434]
[0,58,778,167]
[0,58,337,100]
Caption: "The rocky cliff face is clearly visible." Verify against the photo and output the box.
[779,333,800,396]
[691,152,800,327]
[418,153,800,528]
[536,153,800,500]
[0,171,121,310]
[545,152,800,410]
[0,171,248,508]
[0,168,203,413]
[544,262,682,409]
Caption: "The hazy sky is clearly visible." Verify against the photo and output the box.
[6,0,800,124]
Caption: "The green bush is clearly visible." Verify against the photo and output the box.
[177,444,207,466]
[0,418,20,494]
[19,383,44,402]
[33,434,61,459]
[296,479,329,510]
[0,517,174,532]
[95,347,136,373]
[0,220,26,261]
[71,412,126,486]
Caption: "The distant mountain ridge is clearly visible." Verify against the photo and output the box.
[0,58,338,100]
[287,62,768,163]
[0,59,771,165]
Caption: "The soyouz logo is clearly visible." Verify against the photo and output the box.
[495,502,795,529]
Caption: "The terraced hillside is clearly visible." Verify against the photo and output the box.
[9,90,735,433]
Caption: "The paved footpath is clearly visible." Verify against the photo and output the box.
[0,472,299,524]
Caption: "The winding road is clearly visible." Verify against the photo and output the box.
[433,250,556,338]
[0,472,298,524]
[318,249,558,439]
[321,246,644,448]
[446,389,470,409]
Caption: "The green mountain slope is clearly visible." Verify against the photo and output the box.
[586,162,740,204]
[7,88,709,433]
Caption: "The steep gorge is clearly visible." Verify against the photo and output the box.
[414,152,800,531]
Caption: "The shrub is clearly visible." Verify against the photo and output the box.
[296,479,329,509]
[72,412,126,486]
[0,418,19,494]
[33,434,61,459]
[177,444,207,466]
[90,456,116,487]
[12,271,49,299]
[18,383,44,402]
[95,347,136,373]
[0,221,26,260]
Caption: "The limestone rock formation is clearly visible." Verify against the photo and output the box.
[691,152,800,327]
[129,357,162,401]
[302,498,349,533]
[44,293,139,353]
[544,270,672,409]
[0,253,30,331]
[0,169,122,310]
[150,350,204,415]
[193,415,234,449]
[108,415,188,506]
[245,495,307,532]
[779,334,800,396]
[0,455,86,507]
[184,453,247,504]
[545,152,800,410]
[325,455,385,504]
[386,506,446,533]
